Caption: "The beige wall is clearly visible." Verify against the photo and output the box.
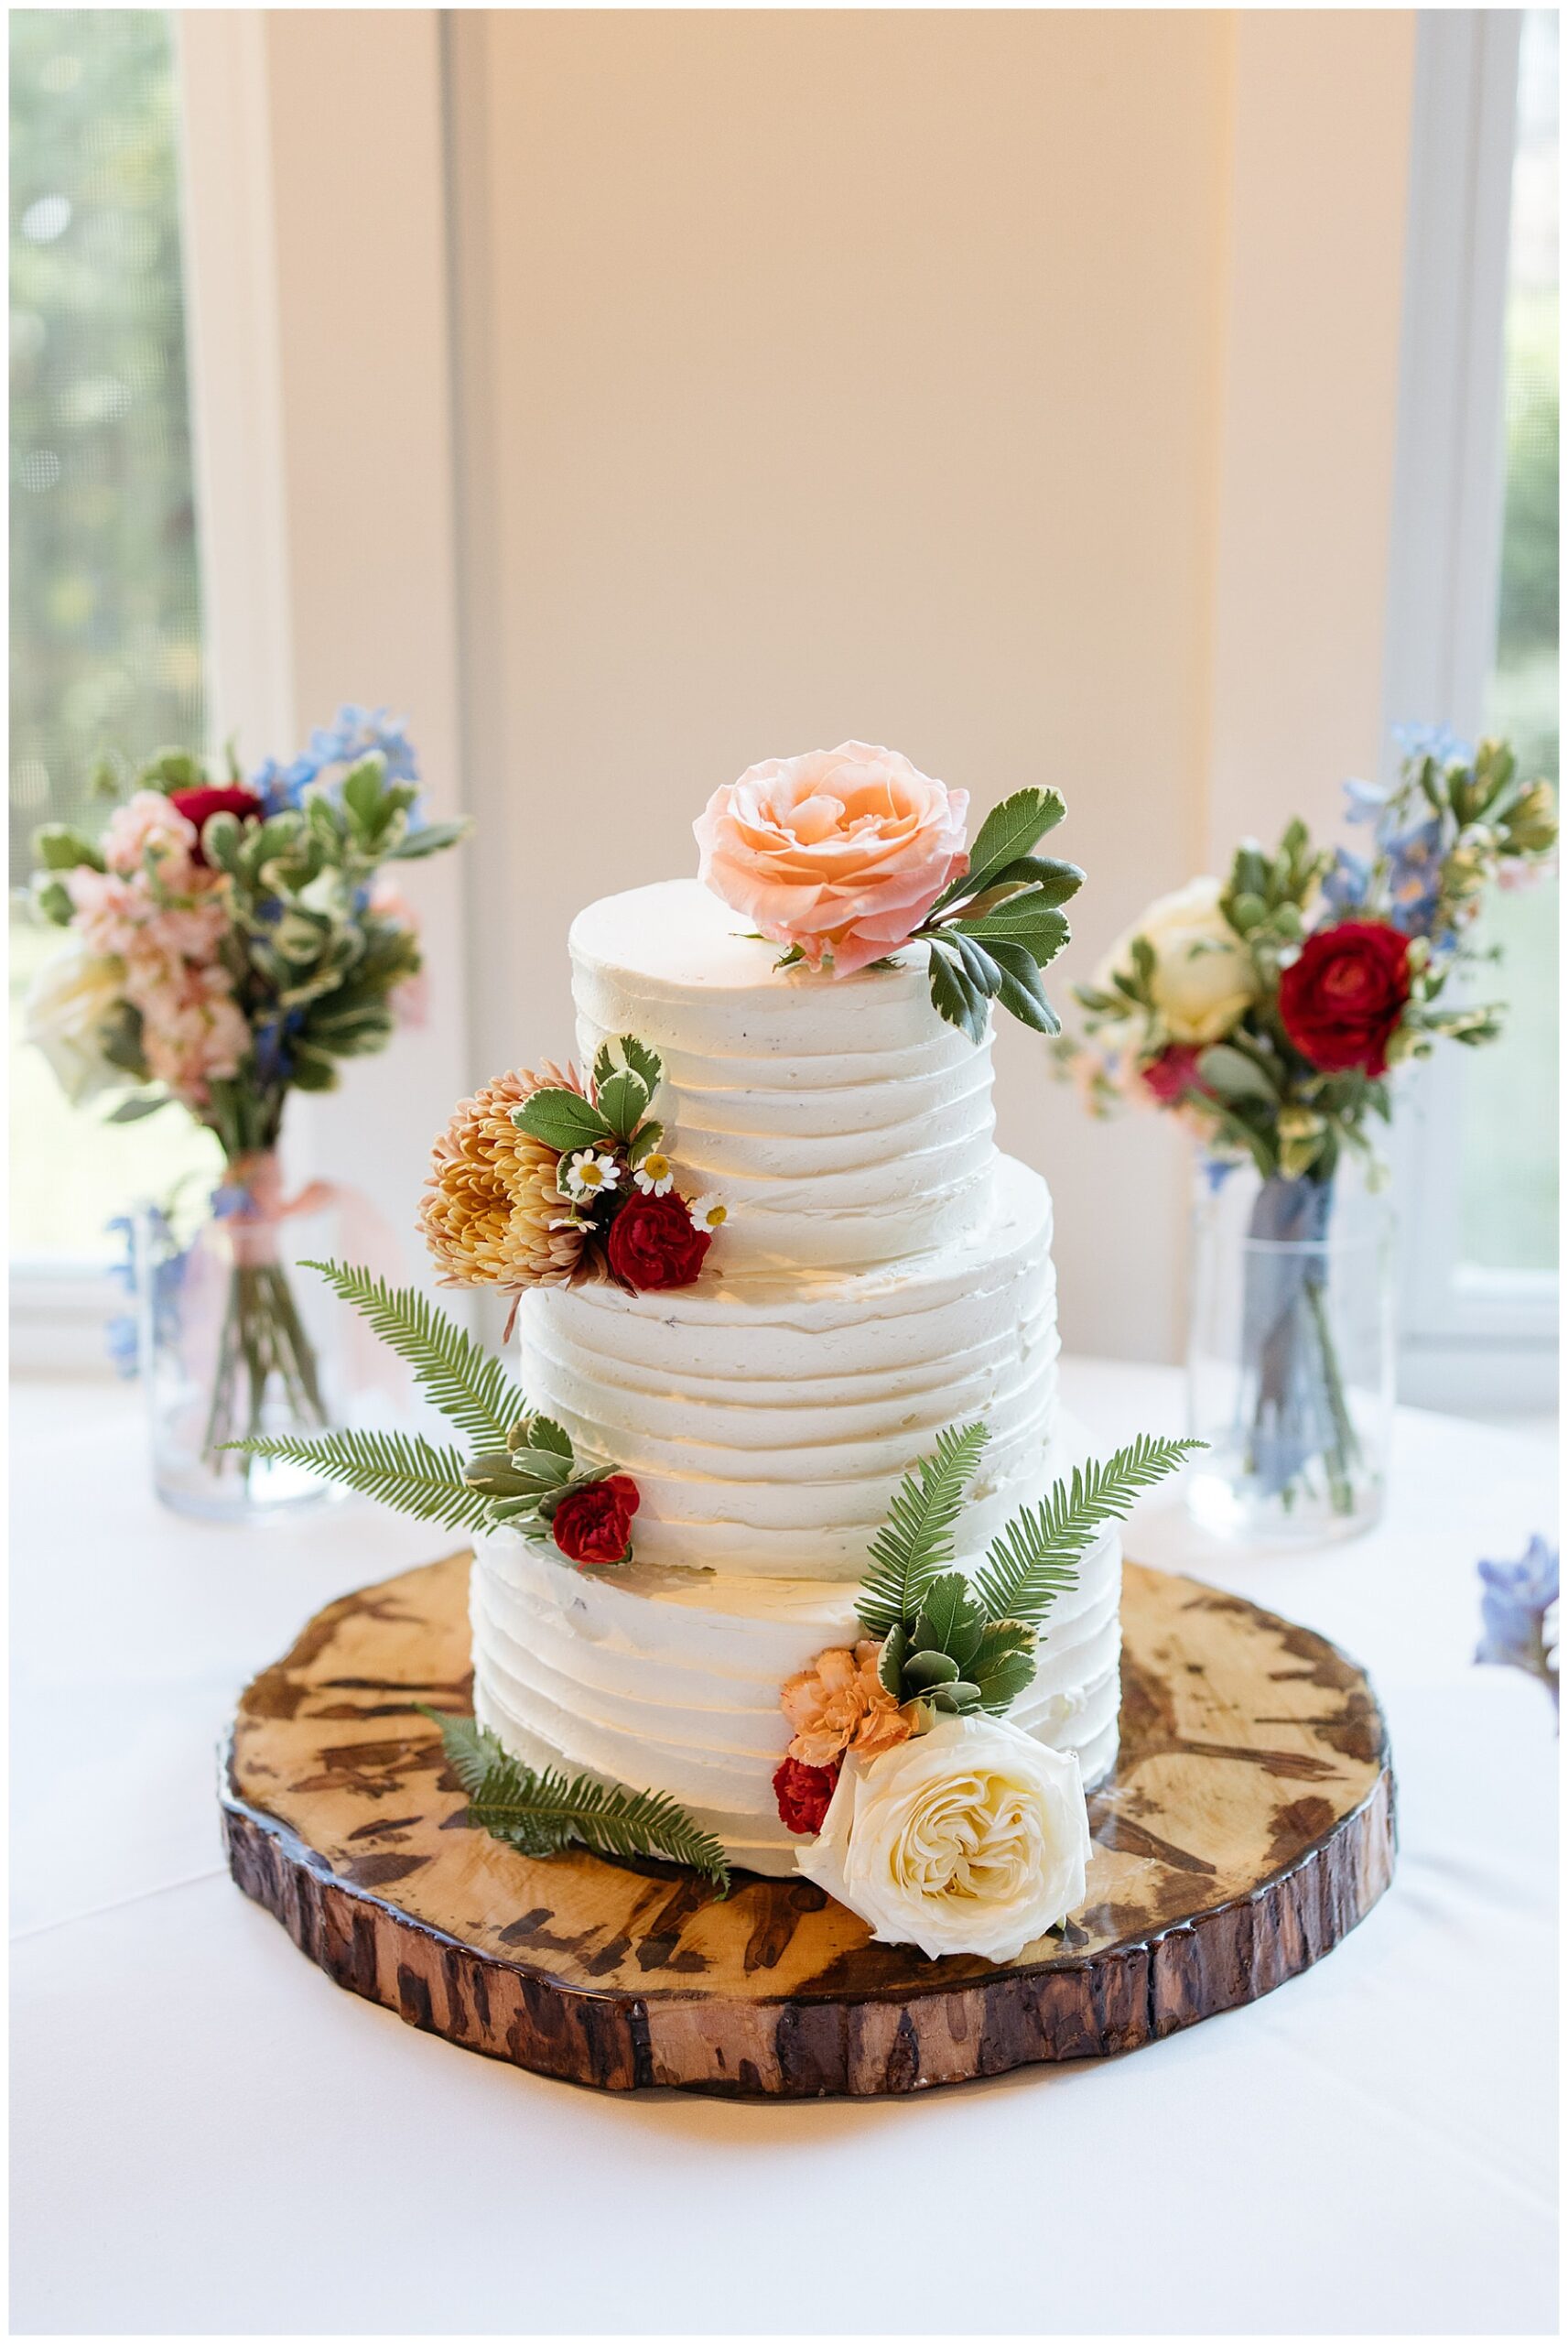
[441,10,1413,1357]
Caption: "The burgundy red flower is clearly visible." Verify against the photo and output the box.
[773,1754,841,1836]
[169,785,265,865]
[1278,920,1411,1078]
[550,1473,640,1568]
[1140,1043,1209,1106]
[606,1190,713,1291]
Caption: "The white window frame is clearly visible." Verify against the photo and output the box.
[11,9,472,1376]
[1381,7,1557,1416]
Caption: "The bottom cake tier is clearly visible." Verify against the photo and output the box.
[470,1423,1121,1878]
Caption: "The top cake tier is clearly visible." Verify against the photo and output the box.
[571,879,998,1273]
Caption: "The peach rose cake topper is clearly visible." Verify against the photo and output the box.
[695,740,1087,1041]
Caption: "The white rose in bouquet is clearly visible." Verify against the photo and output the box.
[1096,874,1256,1046]
[795,1714,1091,1962]
[23,940,127,1105]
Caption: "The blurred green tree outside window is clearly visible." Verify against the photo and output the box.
[1461,8,1560,1275]
[10,9,217,1264]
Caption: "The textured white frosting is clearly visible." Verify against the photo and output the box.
[570,880,997,1271]
[516,1155,1059,1579]
[470,1459,1120,1879]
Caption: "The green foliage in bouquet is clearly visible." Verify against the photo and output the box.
[29,723,467,1158]
[420,1708,730,1892]
[857,1424,1199,1729]
[1063,732,1559,1185]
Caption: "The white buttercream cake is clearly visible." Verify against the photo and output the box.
[470,877,1120,1878]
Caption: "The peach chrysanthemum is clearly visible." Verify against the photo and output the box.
[419,1062,585,1289]
[781,1639,913,1769]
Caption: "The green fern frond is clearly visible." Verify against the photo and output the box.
[419,1707,492,1796]
[857,1421,989,1636]
[974,1435,1203,1625]
[301,1259,526,1446]
[229,1427,494,1532]
[420,1709,729,1890]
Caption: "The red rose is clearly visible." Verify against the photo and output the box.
[550,1473,640,1568]
[1278,920,1411,1077]
[605,1191,712,1290]
[169,785,265,864]
[773,1754,840,1836]
[1141,1044,1208,1106]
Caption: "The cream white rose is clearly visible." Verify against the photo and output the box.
[23,940,127,1104]
[1096,874,1256,1046]
[794,1715,1090,1962]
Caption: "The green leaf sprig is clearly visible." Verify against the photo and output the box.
[509,1035,673,1239]
[855,1424,1200,1729]
[905,788,1084,1043]
[230,1265,635,1557]
[421,1708,730,1891]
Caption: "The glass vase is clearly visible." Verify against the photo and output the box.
[133,1154,341,1522]
[1185,1160,1394,1543]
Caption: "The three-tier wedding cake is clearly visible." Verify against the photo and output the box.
[468,877,1120,1879]
[276,744,1191,1961]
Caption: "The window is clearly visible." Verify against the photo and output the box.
[1461,8,1559,1275]
[10,8,215,1267]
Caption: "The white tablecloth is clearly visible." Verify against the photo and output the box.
[10,1363,1558,2336]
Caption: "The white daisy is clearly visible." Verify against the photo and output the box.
[633,1151,674,1196]
[564,1149,622,1200]
[687,1192,730,1232]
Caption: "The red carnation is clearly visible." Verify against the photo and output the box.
[1278,920,1411,1078]
[169,785,265,865]
[550,1473,640,1568]
[606,1190,712,1291]
[773,1754,840,1836]
[1141,1044,1208,1106]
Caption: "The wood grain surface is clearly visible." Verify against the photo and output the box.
[222,1552,1395,2096]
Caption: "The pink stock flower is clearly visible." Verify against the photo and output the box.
[65,827,246,1112]
[65,867,146,960]
[695,742,968,976]
[102,789,200,879]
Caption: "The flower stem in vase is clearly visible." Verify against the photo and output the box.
[200,1160,330,1487]
[1240,1174,1348,1510]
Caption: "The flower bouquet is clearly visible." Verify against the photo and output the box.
[1060,731,1556,1535]
[24,706,467,1516]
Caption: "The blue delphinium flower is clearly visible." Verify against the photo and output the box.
[251,704,421,819]
[1343,776,1391,827]
[1391,720,1471,769]
[1476,1535,1559,1714]
[1336,751,1455,947]
[308,704,419,785]
[1381,813,1447,940]
[1322,845,1372,915]
[250,1007,305,1089]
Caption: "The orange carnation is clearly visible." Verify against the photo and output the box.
[781,1638,913,1769]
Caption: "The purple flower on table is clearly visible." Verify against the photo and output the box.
[1476,1536,1559,1714]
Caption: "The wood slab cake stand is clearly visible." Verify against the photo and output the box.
[222,1553,1394,2098]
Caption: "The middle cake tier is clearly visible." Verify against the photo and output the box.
[516,1153,1059,1579]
